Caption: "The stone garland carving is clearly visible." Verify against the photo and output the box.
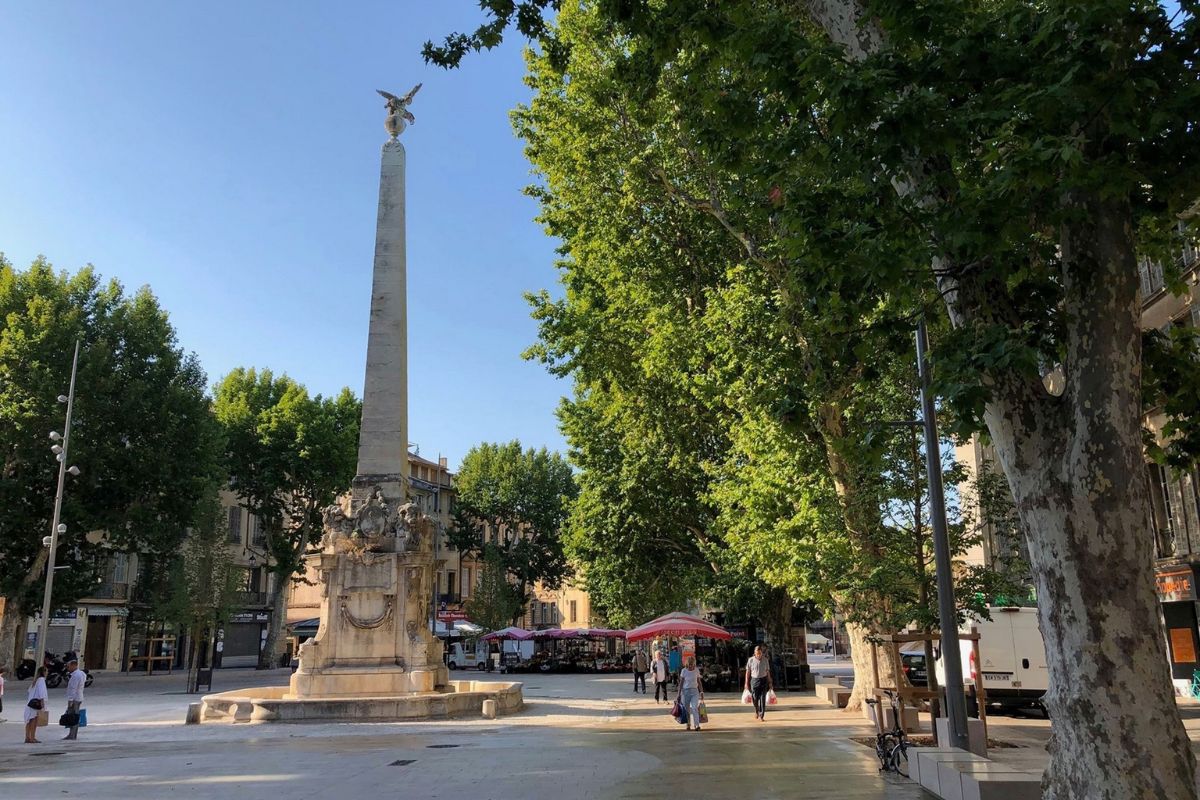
[340,595,395,630]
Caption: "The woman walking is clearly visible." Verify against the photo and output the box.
[24,667,48,744]
[745,645,773,721]
[679,656,705,731]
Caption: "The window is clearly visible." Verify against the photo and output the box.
[227,507,242,544]
[251,515,267,546]
[461,567,471,598]
[570,600,577,623]
[447,571,456,598]
[1149,463,1177,558]
[541,602,548,622]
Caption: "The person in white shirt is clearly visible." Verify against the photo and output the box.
[678,656,705,731]
[650,650,671,704]
[24,668,48,744]
[745,645,774,721]
[63,658,85,741]
[0,665,6,722]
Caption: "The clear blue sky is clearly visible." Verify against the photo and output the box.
[0,2,569,470]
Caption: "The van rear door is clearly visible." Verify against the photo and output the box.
[975,610,1019,693]
[1008,608,1048,694]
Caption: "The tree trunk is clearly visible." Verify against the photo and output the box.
[258,573,289,670]
[0,549,48,672]
[974,194,1196,799]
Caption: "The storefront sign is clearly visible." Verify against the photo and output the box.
[437,611,468,621]
[1156,567,1197,602]
[1170,627,1198,664]
[229,611,270,624]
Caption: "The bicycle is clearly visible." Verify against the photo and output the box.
[865,689,911,777]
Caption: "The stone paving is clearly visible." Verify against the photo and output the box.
[0,668,937,799]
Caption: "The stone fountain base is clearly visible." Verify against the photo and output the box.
[200,679,523,723]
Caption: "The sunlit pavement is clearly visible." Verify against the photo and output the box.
[0,669,939,799]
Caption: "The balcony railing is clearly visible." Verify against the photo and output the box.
[235,591,268,606]
[90,582,129,600]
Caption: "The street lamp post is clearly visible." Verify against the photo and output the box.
[915,319,970,751]
[34,339,82,670]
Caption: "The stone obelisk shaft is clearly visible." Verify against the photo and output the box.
[354,138,408,499]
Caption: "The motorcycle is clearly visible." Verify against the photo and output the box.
[14,650,94,688]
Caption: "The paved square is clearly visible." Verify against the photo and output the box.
[0,670,935,799]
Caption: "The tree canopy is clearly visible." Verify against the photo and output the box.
[0,256,222,668]
[448,441,577,619]
[213,367,359,667]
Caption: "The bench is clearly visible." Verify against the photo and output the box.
[912,747,1042,800]
[814,683,850,707]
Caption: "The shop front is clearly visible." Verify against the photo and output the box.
[1156,563,1200,694]
[216,610,271,668]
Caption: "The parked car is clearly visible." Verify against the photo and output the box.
[900,652,928,686]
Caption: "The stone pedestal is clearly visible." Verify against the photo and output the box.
[287,489,447,699]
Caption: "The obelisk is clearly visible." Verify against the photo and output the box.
[354,87,420,503]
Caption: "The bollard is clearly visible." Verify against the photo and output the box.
[185,702,202,725]
[481,699,497,720]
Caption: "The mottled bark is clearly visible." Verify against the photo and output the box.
[979,195,1195,799]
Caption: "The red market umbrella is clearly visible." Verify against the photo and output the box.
[481,626,534,641]
[626,612,732,642]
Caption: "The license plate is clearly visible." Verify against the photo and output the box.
[983,672,1012,681]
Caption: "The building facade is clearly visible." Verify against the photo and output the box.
[1140,238,1200,693]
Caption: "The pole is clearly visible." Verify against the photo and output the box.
[916,318,970,751]
[431,459,440,636]
[35,339,81,670]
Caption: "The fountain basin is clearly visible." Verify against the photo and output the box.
[200,679,523,723]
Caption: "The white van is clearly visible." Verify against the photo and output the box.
[935,606,1049,713]
[446,640,490,671]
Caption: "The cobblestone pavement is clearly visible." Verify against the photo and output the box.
[0,669,941,799]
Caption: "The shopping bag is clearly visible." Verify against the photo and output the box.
[670,697,683,720]
[741,688,753,705]
[697,701,709,724]
[36,709,49,728]
[767,689,778,705]
[59,711,79,727]
[78,708,87,727]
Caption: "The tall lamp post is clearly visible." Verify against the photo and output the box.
[915,319,970,751]
[34,340,82,670]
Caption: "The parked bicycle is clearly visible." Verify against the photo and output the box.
[865,689,911,776]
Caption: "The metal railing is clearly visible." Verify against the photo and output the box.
[235,590,268,606]
[90,582,129,600]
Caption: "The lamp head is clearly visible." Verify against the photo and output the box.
[67,465,81,476]
[49,432,61,441]
[57,523,67,534]
[51,445,63,455]
[57,395,68,404]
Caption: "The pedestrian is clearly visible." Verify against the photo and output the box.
[679,656,705,731]
[668,644,682,686]
[24,667,47,744]
[0,666,6,723]
[651,649,671,703]
[62,656,85,741]
[633,647,649,694]
[745,644,773,721]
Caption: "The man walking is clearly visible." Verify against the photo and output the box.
[633,647,649,694]
[745,645,773,721]
[62,657,85,740]
[650,649,671,703]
